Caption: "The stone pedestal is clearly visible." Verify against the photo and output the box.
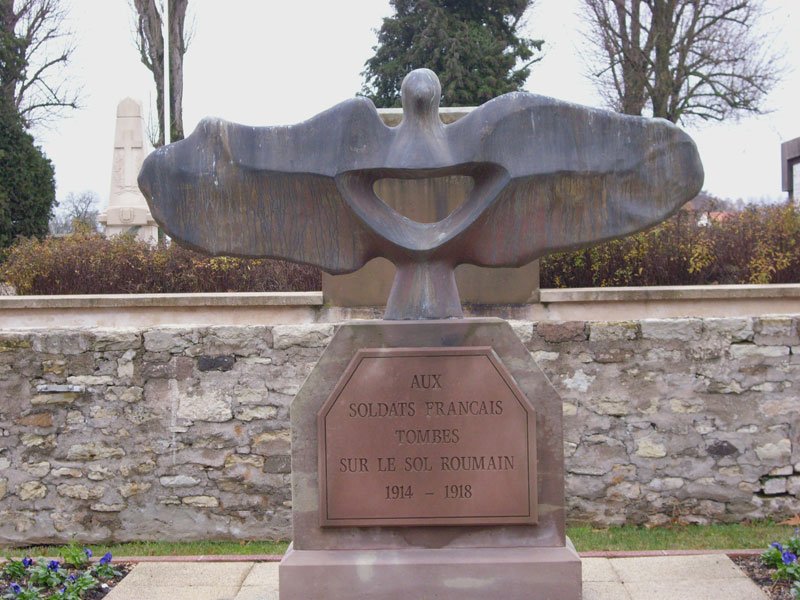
[281,544,580,600]
[280,318,581,599]
[99,98,158,244]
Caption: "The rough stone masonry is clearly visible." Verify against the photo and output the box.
[0,316,797,544]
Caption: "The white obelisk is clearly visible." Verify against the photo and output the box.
[98,98,158,243]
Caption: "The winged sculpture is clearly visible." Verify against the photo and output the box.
[138,68,703,319]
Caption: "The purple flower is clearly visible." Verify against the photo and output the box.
[84,547,93,558]
[68,574,77,582]
[99,552,113,565]
[771,542,784,551]
[10,583,22,594]
[783,551,797,565]
[47,559,60,571]
[21,557,33,568]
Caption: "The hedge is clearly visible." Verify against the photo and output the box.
[539,202,800,288]
[1,202,798,295]
[0,229,320,295]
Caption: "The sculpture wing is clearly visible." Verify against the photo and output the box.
[447,93,704,267]
[138,98,391,273]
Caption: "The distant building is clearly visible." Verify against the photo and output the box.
[781,136,800,201]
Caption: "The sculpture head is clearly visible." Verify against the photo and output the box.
[400,68,442,125]
[138,69,703,320]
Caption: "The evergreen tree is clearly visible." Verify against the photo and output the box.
[362,0,542,108]
[0,103,56,247]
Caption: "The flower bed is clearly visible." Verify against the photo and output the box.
[1,546,128,600]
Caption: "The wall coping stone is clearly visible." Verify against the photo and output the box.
[540,284,800,303]
[0,291,323,309]
[2,285,797,311]
[1,285,798,328]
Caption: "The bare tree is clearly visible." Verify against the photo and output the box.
[581,0,781,123]
[131,0,189,146]
[49,190,100,234]
[0,0,79,127]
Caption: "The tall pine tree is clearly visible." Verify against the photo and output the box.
[362,0,542,108]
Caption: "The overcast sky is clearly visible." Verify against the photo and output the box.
[37,0,800,211]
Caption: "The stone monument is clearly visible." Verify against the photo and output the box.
[138,68,703,599]
[98,98,158,243]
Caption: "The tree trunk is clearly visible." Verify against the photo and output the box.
[133,0,188,145]
[650,0,673,119]
[618,0,647,115]
[133,0,165,146]
[168,0,187,142]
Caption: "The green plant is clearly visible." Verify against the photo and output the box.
[56,547,88,570]
[2,583,40,600]
[28,561,64,589]
[761,529,800,596]
[90,553,118,580]
[1,560,27,581]
[59,572,97,599]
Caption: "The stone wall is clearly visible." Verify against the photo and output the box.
[0,317,797,544]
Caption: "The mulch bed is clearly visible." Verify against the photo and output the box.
[731,555,794,600]
[85,563,131,599]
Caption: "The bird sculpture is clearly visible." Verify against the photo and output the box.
[138,68,703,319]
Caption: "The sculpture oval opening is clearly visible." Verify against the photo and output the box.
[373,175,475,224]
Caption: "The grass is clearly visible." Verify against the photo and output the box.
[1,540,290,559]
[1,523,795,558]
[568,522,796,552]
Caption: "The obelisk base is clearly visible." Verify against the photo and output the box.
[279,541,581,600]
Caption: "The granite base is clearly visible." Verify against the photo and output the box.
[279,541,582,600]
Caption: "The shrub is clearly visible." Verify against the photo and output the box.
[0,230,320,295]
[540,202,800,287]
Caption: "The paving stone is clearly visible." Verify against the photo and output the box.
[239,562,279,587]
[114,562,253,588]
[583,581,633,600]
[610,555,744,582]
[233,588,279,600]
[581,558,619,582]
[623,578,767,600]
[107,586,238,600]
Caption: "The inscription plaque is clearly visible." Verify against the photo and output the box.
[318,347,537,527]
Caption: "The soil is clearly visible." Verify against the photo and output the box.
[731,555,794,600]
[85,563,131,599]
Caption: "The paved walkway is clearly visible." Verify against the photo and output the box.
[106,554,767,600]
